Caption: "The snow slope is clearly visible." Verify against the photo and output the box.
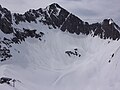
[0,20,120,90]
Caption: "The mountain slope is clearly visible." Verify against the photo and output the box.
[0,3,120,90]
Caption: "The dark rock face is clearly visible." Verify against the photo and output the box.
[0,28,44,61]
[0,5,45,61]
[42,3,120,40]
[0,77,18,87]
[0,77,12,84]
[12,28,44,43]
[0,3,120,61]
[13,13,26,24]
[61,14,85,35]
[1,4,120,40]
[90,19,120,40]
[0,5,13,34]
[102,19,120,40]
[0,46,12,61]
[0,15,44,61]
[65,48,81,57]
[1,3,119,40]
[48,3,70,28]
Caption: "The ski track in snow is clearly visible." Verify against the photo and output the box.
[1,21,120,90]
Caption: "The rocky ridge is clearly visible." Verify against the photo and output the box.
[0,3,120,61]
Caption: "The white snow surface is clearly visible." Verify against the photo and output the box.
[0,21,120,90]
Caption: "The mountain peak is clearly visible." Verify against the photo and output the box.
[108,18,114,24]
[1,4,120,90]
[49,3,61,8]
[102,18,114,25]
[0,5,13,34]
[0,4,120,40]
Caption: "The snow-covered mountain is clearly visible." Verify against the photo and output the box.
[0,3,120,90]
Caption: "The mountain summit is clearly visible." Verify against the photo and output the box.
[0,3,120,39]
[0,3,120,90]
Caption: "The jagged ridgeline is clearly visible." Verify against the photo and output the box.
[12,3,120,40]
[0,3,120,61]
[1,3,120,39]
